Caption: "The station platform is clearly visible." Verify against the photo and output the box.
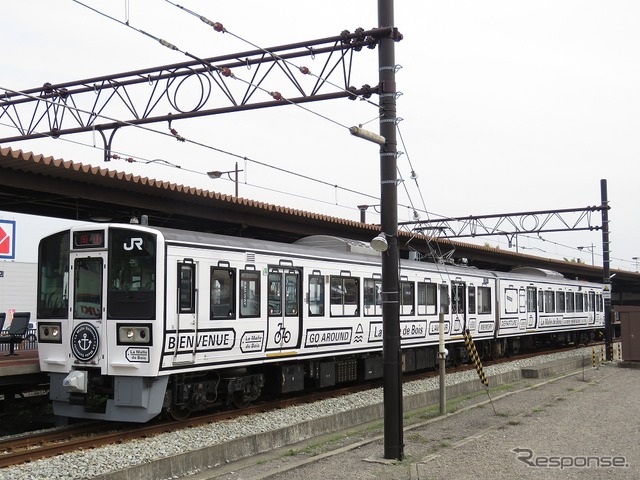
[180,358,639,480]
[0,347,43,388]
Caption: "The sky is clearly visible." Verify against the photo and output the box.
[1,1,639,271]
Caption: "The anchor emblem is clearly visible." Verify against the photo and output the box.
[70,323,100,361]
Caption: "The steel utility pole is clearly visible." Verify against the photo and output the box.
[378,0,403,461]
[601,179,612,360]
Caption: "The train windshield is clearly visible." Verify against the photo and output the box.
[107,228,157,319]
[37,231,70,318]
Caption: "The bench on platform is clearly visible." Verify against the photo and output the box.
[0,312,30,356]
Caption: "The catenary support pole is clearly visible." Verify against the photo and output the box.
[601,179,612,361]
[378,0,403,461]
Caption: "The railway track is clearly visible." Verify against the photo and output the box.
[0,343,602,469]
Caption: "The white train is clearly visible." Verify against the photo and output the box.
[36,224,605,422]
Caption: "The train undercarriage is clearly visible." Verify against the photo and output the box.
[159,329,600,419]
[51,329,601,422]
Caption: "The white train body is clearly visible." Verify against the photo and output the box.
[36,224,604,422]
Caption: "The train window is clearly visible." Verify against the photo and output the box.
[330,276,359,316]
[527,287,537,313]
[364,278,382,316]
[178,263,196,314]
[451,283,465,315]
[210,267,235,319]
[519,288,526,313]
[439,284,450,314]
[576,292,584,312]
[477,286,491,314]
[504,288,518,314]
[417,282,437,315]
[73,257,103,319]
[308,275,325,316]
[596,293,603,312]
[544,291,555,312]
[538,291,544,313]
[107,228,157,319]
[268,272,282,316]
[240,270,261,317]
[468,286,476,315]
[555,291,565,313]
[37,231,70,319]
[566,292,575,313]
[400,281,415,316]
[284,272,299,316]
[588,291,595,312]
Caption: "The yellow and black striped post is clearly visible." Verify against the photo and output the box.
[609,343,614,362]
[463,329,488,387]
[618,342,622,361]
[592,347,596,369]
[600,346,605,365]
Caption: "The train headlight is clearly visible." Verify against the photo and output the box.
[38,323,63,343]
[118,324,152,345]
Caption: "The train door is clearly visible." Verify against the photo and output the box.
[174,260,197,364]
[266,266,301,351]
[588,291,596,324]
[451,281,466,334]
[69,251,107,365]
[526,286,537,328]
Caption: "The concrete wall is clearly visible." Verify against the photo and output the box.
[0,261,37,326]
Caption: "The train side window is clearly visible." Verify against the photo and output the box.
[538,291,544,313]
[178,262,196,314]
[504,287,518,314]
[519,288,526,313]
[566,292,575,313]
[364,278,382,316]
[284,272,299,316]
[268,272,282,316]
[527,287,537,313]
[468,286,476,315]
[477,286,492,314]
[451,283,465,315]
[576,292,584,312]
[544,291,555,312]
[418,282,437,315]
[439,284,450,315]
[330,276,359,316]
[555,291,565,313]
[308,275,325,316]
[210,267,235,319]
[400,281,415,316]
[240,270,260,318]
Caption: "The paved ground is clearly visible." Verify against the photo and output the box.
[193,363,639,480]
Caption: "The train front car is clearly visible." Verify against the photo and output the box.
[37,225,166,422]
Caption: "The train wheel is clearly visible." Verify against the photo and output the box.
[230,391,251,409]
[168,405,192,420]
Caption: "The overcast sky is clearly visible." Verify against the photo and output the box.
[1,1,639,271]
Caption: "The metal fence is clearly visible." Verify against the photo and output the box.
[0,328,38,352]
